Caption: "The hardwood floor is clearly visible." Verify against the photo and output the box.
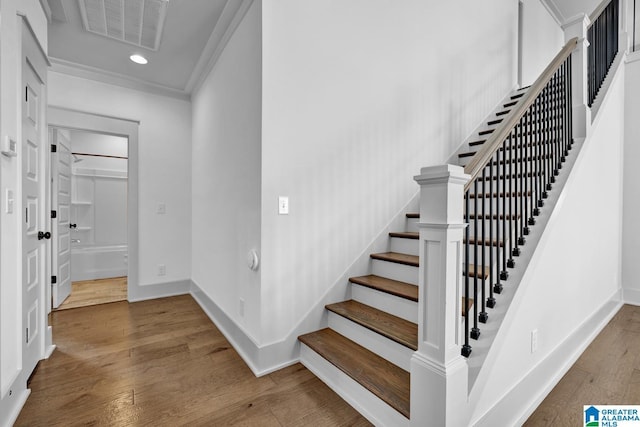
[56,277,127,311]
[525,304,640,426]
[16,295,371,426]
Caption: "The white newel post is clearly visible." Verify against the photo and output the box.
[410,165,470,427]
[563,14,591,139]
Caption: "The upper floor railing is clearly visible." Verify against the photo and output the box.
[588,0,619,106]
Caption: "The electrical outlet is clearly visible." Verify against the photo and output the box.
[157,264,166,276]
[531,329,538,353]
[239,299,245,317]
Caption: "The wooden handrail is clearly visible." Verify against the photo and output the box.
[463,37,578,192]
[589,0,614,25]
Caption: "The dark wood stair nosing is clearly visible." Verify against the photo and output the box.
[370,252,419,267]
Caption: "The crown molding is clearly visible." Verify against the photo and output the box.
[540,0,566,27]
[49,57,191,101]
[186,0,255,95]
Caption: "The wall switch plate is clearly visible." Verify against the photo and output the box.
[278,196,289,215]
[239,299,245,317]
[157,203,166,214]
[157,264,166,276]
[1,136,17,157]
[531,329,538,353]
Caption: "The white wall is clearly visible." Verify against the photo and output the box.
[471,58,625,426]
[622,53,640,303]
[191,1,262,342]
[521,0,564,86]
[47,72,192,291]
[260,0,518,345]
[0,0,48,424]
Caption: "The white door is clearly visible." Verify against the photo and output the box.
[22,27,48,377]
[51,129,72,308]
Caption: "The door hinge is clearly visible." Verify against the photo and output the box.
[25,207,28,223]
[51,144,57,153]
[51,210,57,219]
[26,328,29,343]
[51,275,57,284]
[25,86,28,102]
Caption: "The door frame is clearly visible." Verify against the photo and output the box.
[47,107,139,302]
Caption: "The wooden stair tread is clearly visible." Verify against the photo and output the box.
[298,328,410,419]
[326,300,418,351]
[349,275,418,302]
[389,231,418,240]
[370,252,418,267]
[467,264,490,279]
[464,237,505,247]
[479,128,496,136]
[406,213,419,218]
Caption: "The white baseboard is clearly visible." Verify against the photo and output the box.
[472,295,622,426]
[623,288,640,306]
[0,387,30,427]
[128,279,190,302]
[189,280,299,377]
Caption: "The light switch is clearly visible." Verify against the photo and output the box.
[157,203,166,214]
[278,196,289,215]
[5,189,14,214]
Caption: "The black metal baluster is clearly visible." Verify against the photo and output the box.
[535,94,543,213]
[462,190,472,357]
[519,116,526,246]
[471,180,480,340]
[502,135,511,276]
[526,108,535,230]
[488,159,496,308]
[480,170,488,323]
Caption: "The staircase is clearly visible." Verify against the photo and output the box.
[297,87,531,425]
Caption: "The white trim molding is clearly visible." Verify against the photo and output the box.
[540,0,566,26]
[49,57,191,101]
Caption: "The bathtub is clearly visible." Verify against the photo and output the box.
[71,244,128,282]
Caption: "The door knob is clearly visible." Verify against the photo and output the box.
[38,231,51,240]
[70,223,77,229]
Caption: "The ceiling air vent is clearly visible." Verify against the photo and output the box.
[77,0,169,51]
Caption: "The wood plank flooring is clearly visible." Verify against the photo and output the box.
[16,295,370,427]
[525,304,640,426]
[56,277,127,311]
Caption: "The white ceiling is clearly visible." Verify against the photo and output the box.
[46,0,248,99]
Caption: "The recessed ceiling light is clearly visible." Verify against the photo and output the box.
[130,54,148,65]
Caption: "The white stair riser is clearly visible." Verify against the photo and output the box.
[300,344,410,427]
[406,217,419,233]
[371,260,418,285]
[328,312,413,372]
[351,284,418,323]
[389,237,418,256]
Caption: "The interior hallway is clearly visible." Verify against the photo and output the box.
[16,295,370,426]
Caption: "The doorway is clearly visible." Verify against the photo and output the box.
[47,106,140,307]
[50,127,129,310]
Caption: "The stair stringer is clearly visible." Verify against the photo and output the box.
[464,47,627,426]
